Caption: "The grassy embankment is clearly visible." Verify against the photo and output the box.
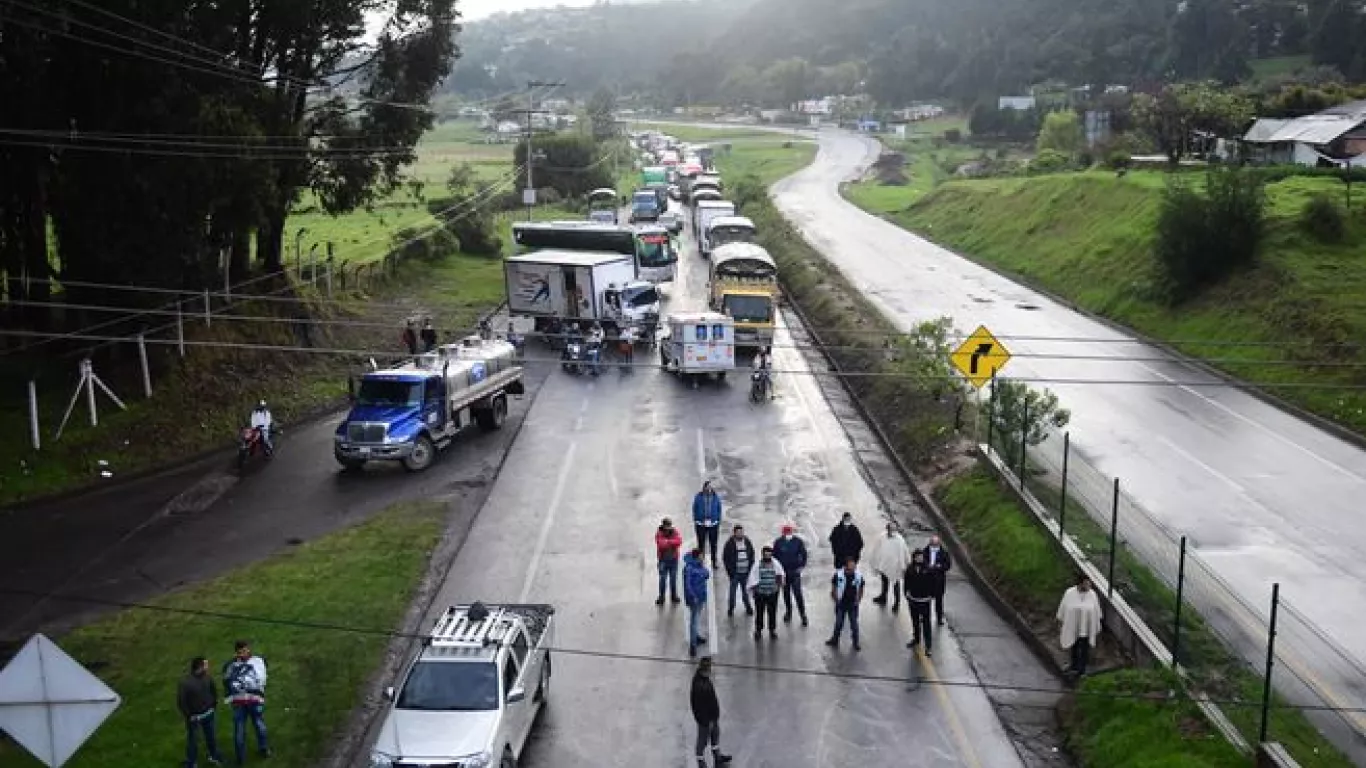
[0,499,444,768]
[849,168,1366,437]
[0,118,521,505]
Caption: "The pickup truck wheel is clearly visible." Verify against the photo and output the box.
[402,435,435,472]
[475,396,507,431]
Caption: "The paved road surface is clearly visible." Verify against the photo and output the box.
[769,129,1366,737]
[378,214,1049,767]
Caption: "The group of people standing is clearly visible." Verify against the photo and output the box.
[177,640,271,767]
[400,317,438,355]
[654,482,952,657]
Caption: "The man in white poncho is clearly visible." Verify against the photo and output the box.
[870,522,911,612]
[1056,574,1103,678]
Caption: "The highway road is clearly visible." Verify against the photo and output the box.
[769,129,1366,739]
[371,214,1057,768]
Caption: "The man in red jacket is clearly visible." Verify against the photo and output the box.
[656,517,684,605]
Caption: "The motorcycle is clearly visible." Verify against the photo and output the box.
[238,425,274,469]
[750,369,771,403]
[585,340,603,376]
[562,340,584,374]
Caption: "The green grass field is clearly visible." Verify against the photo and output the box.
[1250,54,1313,81]
[0,500,444,768]
[715,139,818,186]
[858,169,1366,437]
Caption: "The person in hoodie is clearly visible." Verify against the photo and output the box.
[721,525,756,617]
[871,522,911,612]
[921,534,953,626]
[655,517,684,606]
[772,523,809,626]
[682,548,711,657]
[828,512,864,568]
[178,656,223,767]
[222,640,271,763]
[689,657,733,767]
[692,481,723,568]
[904,549,937,657]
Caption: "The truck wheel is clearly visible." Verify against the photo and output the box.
[475,396,507,431]
[500,748,517,768]
[402,435,435,472]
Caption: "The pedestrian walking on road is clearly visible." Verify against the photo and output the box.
[420,317,437,352]
[773,524,809,626]
[692,481,723,568]
[721,525,755,617]
[656,517,684,606]
[683,548,711,657]
[400,320,418,356]
[921,535,952,626]
[1057,574,1102,679]
[871,522,910,612]
[904,549,936,657]
[828,512,864,567]
[689,657,733,767]
[178,656,223,767]
[825,558,865,651]
[222,640,271,764]
[747,545,786,640]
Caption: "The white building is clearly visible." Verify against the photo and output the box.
[998,96,1036,111]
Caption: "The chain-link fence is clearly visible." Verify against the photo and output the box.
[982,380,1366,766]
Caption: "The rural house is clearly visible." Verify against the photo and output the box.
[1242,100,1366,168]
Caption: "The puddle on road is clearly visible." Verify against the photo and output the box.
[163,474,238,516]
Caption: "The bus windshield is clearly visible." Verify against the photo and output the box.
[637,234,677,266]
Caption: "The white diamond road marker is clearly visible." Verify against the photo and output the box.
[0,634,121,768]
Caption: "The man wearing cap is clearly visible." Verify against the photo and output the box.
[771,523,809,626]
[655,517,684,606]
[746,545,786,639]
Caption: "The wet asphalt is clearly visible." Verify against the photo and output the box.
[766,129,1366,740]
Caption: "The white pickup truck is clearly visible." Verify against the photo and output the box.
[370,603,555,768]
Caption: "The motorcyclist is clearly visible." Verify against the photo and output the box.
[249,400,274,455]
[753,347,774,399]
[588,322,605,346]
[563,323,583,359]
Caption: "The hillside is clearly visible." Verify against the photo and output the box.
[877,171,1366,435]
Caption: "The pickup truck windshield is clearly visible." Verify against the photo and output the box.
[357,379,421,407]
[396,661,500,711]
[723,294,773,323]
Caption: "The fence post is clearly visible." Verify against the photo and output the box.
[1259,582,1281,744]
[203,290,211,327]
[326,256,334,297]
[84,358,97,427]
[1059,431,1070,534]
[176,305,186,357]
[985,374,997,453]
[1108,478,1119,598]
[1173,535,1188,666]
[28,379,40,451]
[137,332,151,398]
[1017,397,1029,489]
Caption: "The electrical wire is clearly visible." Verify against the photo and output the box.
[7,297,1366,371]
[0,585,1359,716]
[7,327,1366,391]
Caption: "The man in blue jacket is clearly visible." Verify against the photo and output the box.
[683,548,711,657]
[772,523,809,626]
[692,481,723,568]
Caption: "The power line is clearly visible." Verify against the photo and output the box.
[0,585,1360,716]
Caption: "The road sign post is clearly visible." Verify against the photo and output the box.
[1108,478,1120,598]
[0,634,121,767]
[1260,582,1281,744]
[1018,397,1029,489]
[1059,431,1070,535]
[1174,535,1188,667]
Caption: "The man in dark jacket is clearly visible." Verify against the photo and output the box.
[904,549,936,657]
[828,512,864,566]
[772,523,809,626]
[721,525,755,617]
[178,656,223,767]
[689,657,732,767]
[922,535,953,625]
[692,481,723,568]
[419,318,437,352]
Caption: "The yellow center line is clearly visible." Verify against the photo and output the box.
[920,651,985,768]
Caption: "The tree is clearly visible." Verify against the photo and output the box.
[762,58,813,107]
[720,65,764,106]
[1167,0,1251,82]
[515,134,612,199]
[1155,167,1266,302]
[985,380,1071,472]
[429,163,501,256]
[586,89,618,142]
[1036,111,1085,155]
[1132,82,1252,165]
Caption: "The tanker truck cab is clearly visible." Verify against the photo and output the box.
[334,337,524,473]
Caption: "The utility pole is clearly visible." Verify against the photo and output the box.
[525,79,566,221]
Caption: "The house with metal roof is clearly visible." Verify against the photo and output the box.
[1242,100,1366,167]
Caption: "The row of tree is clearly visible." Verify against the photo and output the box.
[0,0,457,309]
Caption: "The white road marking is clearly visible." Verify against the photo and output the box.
[1141,364,1365,483]
[696,426,706,478]
[572,397,588,433]
[518,441,578,603]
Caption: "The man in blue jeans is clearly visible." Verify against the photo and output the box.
[655,517,684,605]
[222,640,271,764]
[826,558,865,651]
[683,548,711,657]
[177,656,223,767]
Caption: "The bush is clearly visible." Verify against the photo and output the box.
[1155,167,1266,303]
[1299,194,1346,243]
[944,128,962,143]
[1029,148,1072,173]
[1106,149,1132,170]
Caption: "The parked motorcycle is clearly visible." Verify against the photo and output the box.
[562,340,584,374]
[237,425,274,469]
[750,370,771,403]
